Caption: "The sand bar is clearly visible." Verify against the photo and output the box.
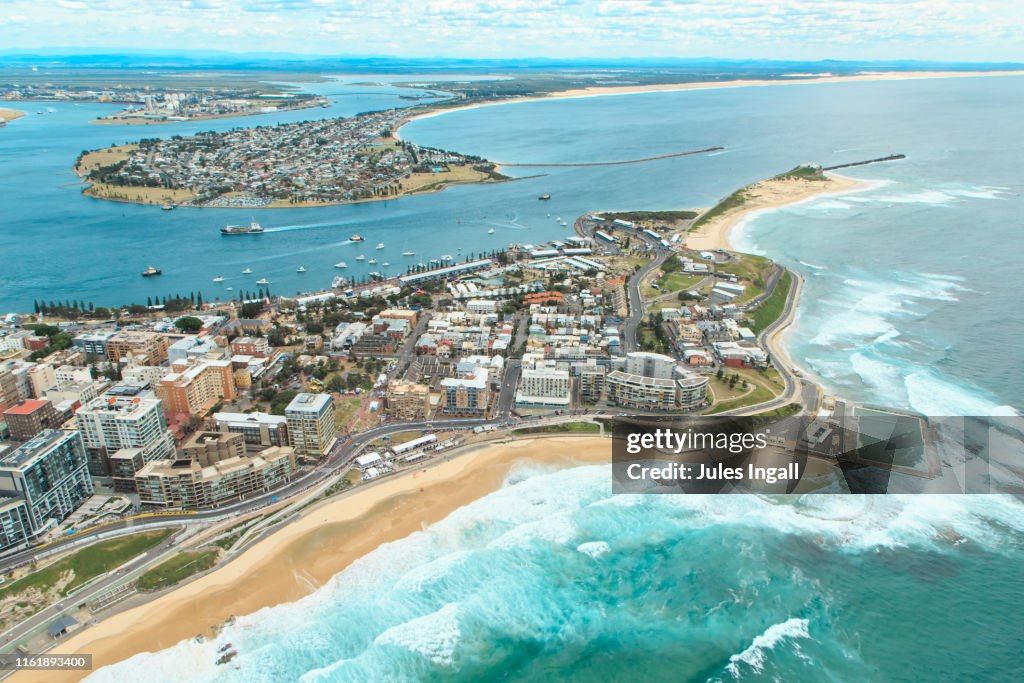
[0,108,26,123]
[20,436,612,683]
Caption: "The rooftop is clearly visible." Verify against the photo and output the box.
[3,399,51,416]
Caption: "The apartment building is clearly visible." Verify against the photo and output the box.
[285,393,337,459]
[385,381,431,420]
[0,430,93,550]
[136,446,297,509]
[181,431,246,467]
[75,386,176,476]
[156,359,236,418]
[212,411,289,449]
[105,331,169,366]
[3,399,60,441]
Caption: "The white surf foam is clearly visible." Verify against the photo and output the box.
[374,602,462,666]
[726,617,810,677]
[576,541,611,558]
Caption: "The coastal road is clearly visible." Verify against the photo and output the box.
[620,229,673,353]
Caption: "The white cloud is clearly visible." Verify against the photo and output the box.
[4,0,1023,61]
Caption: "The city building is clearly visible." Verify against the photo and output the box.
[156,359,236,418]
[27,364,56,398]
[0,367,20,413]
[0,430,93,550]
[212,411,289,449]
[605,352,709,412]
[135,446,297,509]
[229,336,270,358]
[516,366,571,408]
[3,399,60,441]
[108,448,145,492]
[385,382,431,420]
[75,386,176,476]
[71,331,116,359]
[181,431,246,467]
[579,361,607,403]
[440,365,491,417]
[285,393,337,459]
[167,335,221,364]
[105,331,169,366]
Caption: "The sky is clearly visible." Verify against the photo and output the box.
[2,0,1023,62]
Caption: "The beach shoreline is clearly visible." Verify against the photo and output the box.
[684,170,874,252]
[19,435,612,683]
[394,69,1024,137]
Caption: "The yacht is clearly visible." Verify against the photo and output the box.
[538,193,551,200]
[162,204,175,211]
[256,278,271,286]
[242,267,253,274]
[334,261,347,269]
[487,228,496,234]
[226,287,233,291]
[402,250,415,256]
[440,254,453,261]
[141,265,162,277]
[350,234,365,242]
[381,261,390,267]
[296,266,307,273]
[355,254,366,261]
[376,242,385,250]
[368,258,377,264]
[212,276,225,283]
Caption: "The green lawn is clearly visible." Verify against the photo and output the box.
[516,422,601,434]
[136,549,219,592]
[748,271,793,333]
[333,396,362,427]
[0,529,173,600]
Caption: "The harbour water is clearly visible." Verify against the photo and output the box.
[86,464,1024,682]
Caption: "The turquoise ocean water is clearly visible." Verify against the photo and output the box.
[87,464,1024,682]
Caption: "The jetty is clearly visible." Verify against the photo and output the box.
[496,146,724,168]
[823,154,906,171]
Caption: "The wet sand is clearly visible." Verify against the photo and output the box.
[25,436,612,683]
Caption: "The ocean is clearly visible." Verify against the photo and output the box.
[87,463,1024,682]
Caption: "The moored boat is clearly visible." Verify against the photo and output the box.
[141,265,161,277]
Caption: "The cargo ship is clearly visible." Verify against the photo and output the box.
[221,220,264,235]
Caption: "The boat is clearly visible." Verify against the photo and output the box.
[368,258,377,264]
[334,261,347,269]
[350,234,365,242]
[440,254,453,261]
[332,276,346,288]
[256,278,270,285]
[162,204,175,211]
[487,228,496,234]
[382,262,390,267]
[296,266,306,273]
[539,193,551,200]
[226,287,233,291]
[547,213,551,217]
[355,254,366,261]
[457,247,463,252]
[376,242,385,250]
[242,267,252,274]
[221,219,264,235]
[402,250,415,256]
[141,266,161,277]
[212,276,225,283]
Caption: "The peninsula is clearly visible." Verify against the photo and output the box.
[75,108,506,208]
[0,107,25,123]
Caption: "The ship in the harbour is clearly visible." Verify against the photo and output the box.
[350,234,365,242]
[221,220,264,235]
[538,193,551,200]
[141,265,162,277]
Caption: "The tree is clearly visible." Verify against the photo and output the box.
[326,375,344,393]
[174,316,203,333]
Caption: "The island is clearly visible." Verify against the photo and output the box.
[75,108,507,208]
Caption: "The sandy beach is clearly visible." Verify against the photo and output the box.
[684,171,869,252]
[22,436,612,683]
[395,69,1024,137]
[0,108,25,123]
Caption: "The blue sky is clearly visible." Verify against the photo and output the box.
[3,0,1023,61]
